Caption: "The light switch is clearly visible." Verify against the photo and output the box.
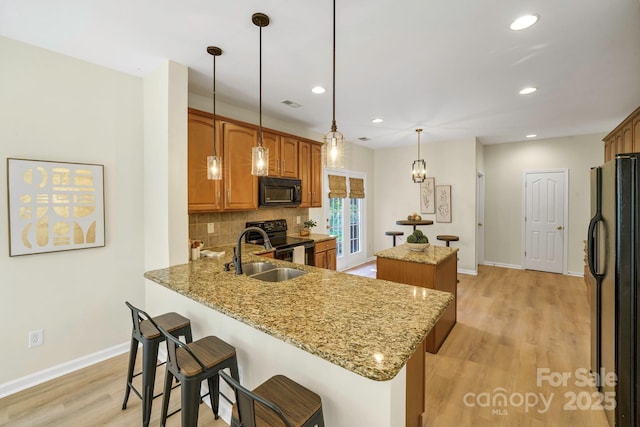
[296,216,301,225]
[207,223,214,234]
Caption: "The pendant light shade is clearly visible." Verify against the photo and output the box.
[411,128,427,183]
[207,46,222,180]
[323,0,344,168]
[251,12,270,176]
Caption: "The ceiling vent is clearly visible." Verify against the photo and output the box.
[281,100,302,108]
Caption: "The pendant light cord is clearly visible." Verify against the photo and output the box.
[331,0,337,133]
[212,53,217,156]
[258,24,263,147]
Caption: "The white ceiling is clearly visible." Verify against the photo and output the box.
[1,0,639,149]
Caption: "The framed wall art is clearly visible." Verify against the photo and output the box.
[7,158,105,256]
[420,177,435,214]
[436,184,452,223]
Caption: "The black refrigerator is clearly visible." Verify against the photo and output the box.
[588,153,640,427]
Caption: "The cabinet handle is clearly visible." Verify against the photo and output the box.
[282,159,286,172]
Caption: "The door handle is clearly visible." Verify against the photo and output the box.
[478,223,483,226]
[557,226,563,230]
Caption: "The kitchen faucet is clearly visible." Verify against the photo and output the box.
[233,227,273,274]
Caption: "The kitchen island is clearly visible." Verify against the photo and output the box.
[144,244,453,427]
[376,244,458,353]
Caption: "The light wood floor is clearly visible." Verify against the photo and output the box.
[1,265,609,426]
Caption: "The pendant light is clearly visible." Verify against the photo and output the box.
[251,12,270,176]
[206,46,222,180]
[411,128,427,183]
[323,0,344,168]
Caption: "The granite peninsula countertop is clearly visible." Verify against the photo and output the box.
[375,244,458,265]
[144,244,453,382]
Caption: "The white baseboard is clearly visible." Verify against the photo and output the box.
[458,268,477,276]
[481,261,524,270]
[0,342,130,399]
[567,271,584,277]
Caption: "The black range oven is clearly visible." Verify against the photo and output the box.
[245,219,315,265]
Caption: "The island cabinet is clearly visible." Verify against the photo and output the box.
[603,105,640,161]
[187,110,223,212]
[376,245,458,353]
[263,132,298,178]
[314,237,336,270]
[222,122,258,210]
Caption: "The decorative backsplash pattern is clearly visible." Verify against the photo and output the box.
[189,207,310,247]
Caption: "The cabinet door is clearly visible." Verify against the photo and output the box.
[622,122,633,154]
[188,112,222,212]
[298,141,311,207]
[223,122,258,210]
[262,131,280,176]
[634,117,640,152]
[615,132,623,156]
[314,250,326,269]
[326,248,337,270]
[311,143,323,207]
[604,137,614,162]
[280,137,299,177]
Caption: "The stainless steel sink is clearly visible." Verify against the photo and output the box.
[249,267,307,282]
[242,262,276,276]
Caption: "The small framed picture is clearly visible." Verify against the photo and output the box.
[420,177,435,214]
[435,185,451,223]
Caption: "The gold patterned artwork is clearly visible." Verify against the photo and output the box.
[7,158,105,256]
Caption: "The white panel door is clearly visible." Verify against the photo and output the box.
[524,171,565,273]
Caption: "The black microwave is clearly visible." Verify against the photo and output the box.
[258,177,302,207]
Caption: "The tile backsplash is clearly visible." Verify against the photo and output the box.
[190,207,311,247]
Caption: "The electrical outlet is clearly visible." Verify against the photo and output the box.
[207,223,214,234]
[29,329,43,348]
[296,216,301,225]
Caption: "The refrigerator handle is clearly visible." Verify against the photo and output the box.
[587,214,604,280]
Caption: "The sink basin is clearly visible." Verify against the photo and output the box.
[249,267,307,282]
[242,262,276,276]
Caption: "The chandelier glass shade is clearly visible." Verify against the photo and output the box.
[206,46,222,180]
[411,128,427,183]
[251,12,270,176]
[323,0,344,168]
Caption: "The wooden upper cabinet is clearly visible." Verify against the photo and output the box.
[262,131,281,177]
[298,140,312,207]
[188,110,222,212]
[310,143,323,207]
[634,116,640,152]
[604,105,640,161]
[280,137,299,177]
[262,132,298,177]
[223,122,258,210]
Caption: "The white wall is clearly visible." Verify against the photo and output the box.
[144,62,189,270]
[374,138,478,273]
[0,37,144,384]
[483,134,604,274]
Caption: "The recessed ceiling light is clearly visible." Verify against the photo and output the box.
[510,14,539,31]
[311,86,326,94]
[526,134,537,138]
[372,118,383,123]
[519,87,537,95]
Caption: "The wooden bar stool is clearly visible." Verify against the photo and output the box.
[157,325,239,427]
[436,235,459,247]
[122,302,192,427]
[385,231,404,247]
[219,370,325,427]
